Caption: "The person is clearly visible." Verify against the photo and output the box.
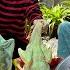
[0,0,43,59]
[57,16,70,59]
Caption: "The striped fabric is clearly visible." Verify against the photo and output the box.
[0,0,42,43]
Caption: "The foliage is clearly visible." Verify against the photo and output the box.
[40,3,70,37]
[40,4,70,23]
[18,22,52,70]
[0,35,15,70]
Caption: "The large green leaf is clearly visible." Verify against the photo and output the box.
[0,35,15,70]
[18,21,52,70]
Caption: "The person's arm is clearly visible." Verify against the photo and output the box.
[26,0,43,24]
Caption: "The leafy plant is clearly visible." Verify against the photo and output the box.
[40,3,70,38]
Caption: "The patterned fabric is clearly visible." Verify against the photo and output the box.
[18,20,52,70]
[0,0,42,43]
[0,35,15,70]
[57,21,70,58]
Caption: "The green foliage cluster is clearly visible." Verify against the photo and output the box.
[40,4,70,24]
[40,3,70,37]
